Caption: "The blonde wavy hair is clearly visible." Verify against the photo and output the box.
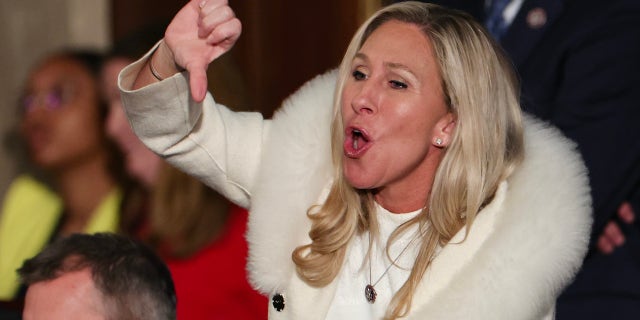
[292,2,524,319]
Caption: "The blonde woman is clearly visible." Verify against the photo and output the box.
[119,0,592,319]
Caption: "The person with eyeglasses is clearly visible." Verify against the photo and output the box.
[0,50,129,318]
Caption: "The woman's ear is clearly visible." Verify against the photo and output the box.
[432,112,456,148]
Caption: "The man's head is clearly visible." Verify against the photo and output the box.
[18,233,176,320]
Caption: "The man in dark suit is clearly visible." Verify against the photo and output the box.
[395,0,640,318]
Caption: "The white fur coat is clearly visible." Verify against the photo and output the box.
[120,53,592,319]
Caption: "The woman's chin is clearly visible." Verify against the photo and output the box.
[344,174,375,191]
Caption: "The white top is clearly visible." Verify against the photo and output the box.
[325,203,426,319]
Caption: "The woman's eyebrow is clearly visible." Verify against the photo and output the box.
[353,52,418,80]
[353,52,369,63]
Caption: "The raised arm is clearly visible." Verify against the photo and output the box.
[119,0,265,208]
[133,0,241,102]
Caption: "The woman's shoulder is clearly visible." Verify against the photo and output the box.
[1,175,61,224]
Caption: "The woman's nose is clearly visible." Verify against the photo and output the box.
[21,104,48,124]
[351,82,378,115]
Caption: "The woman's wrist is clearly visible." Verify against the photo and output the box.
[149,41,184,81]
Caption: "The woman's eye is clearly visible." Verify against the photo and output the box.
[390,80,408,89]
[352,70,366,80]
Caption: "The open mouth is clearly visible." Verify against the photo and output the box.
[344,127,372,158]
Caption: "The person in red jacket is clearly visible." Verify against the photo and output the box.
[101,28,267,319]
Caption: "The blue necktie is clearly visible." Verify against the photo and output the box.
[485,0,512,40]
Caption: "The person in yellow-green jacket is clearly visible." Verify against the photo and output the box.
[0,50,131,318]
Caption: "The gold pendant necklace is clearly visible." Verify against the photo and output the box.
[365,232,421,303]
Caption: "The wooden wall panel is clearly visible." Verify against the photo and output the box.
[111,0,380,116]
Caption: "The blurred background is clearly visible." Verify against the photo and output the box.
[0,0,383,198]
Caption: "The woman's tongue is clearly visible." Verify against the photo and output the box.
[345,130,371,157]
[353,133,362,149]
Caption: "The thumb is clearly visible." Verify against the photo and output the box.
[187,63,208,102]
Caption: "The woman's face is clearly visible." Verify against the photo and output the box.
[341,20,454,211]
[20,57,106,171]
[102,58,161,187]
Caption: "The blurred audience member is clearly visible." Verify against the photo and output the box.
[0,50,128,318]
[18,232,176,320]
[101,26,267,319]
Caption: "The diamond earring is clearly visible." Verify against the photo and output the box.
[435,138,443,146]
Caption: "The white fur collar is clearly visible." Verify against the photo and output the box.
[246,70,592,317]
[410,114,592,318]
[247,70,336,293]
